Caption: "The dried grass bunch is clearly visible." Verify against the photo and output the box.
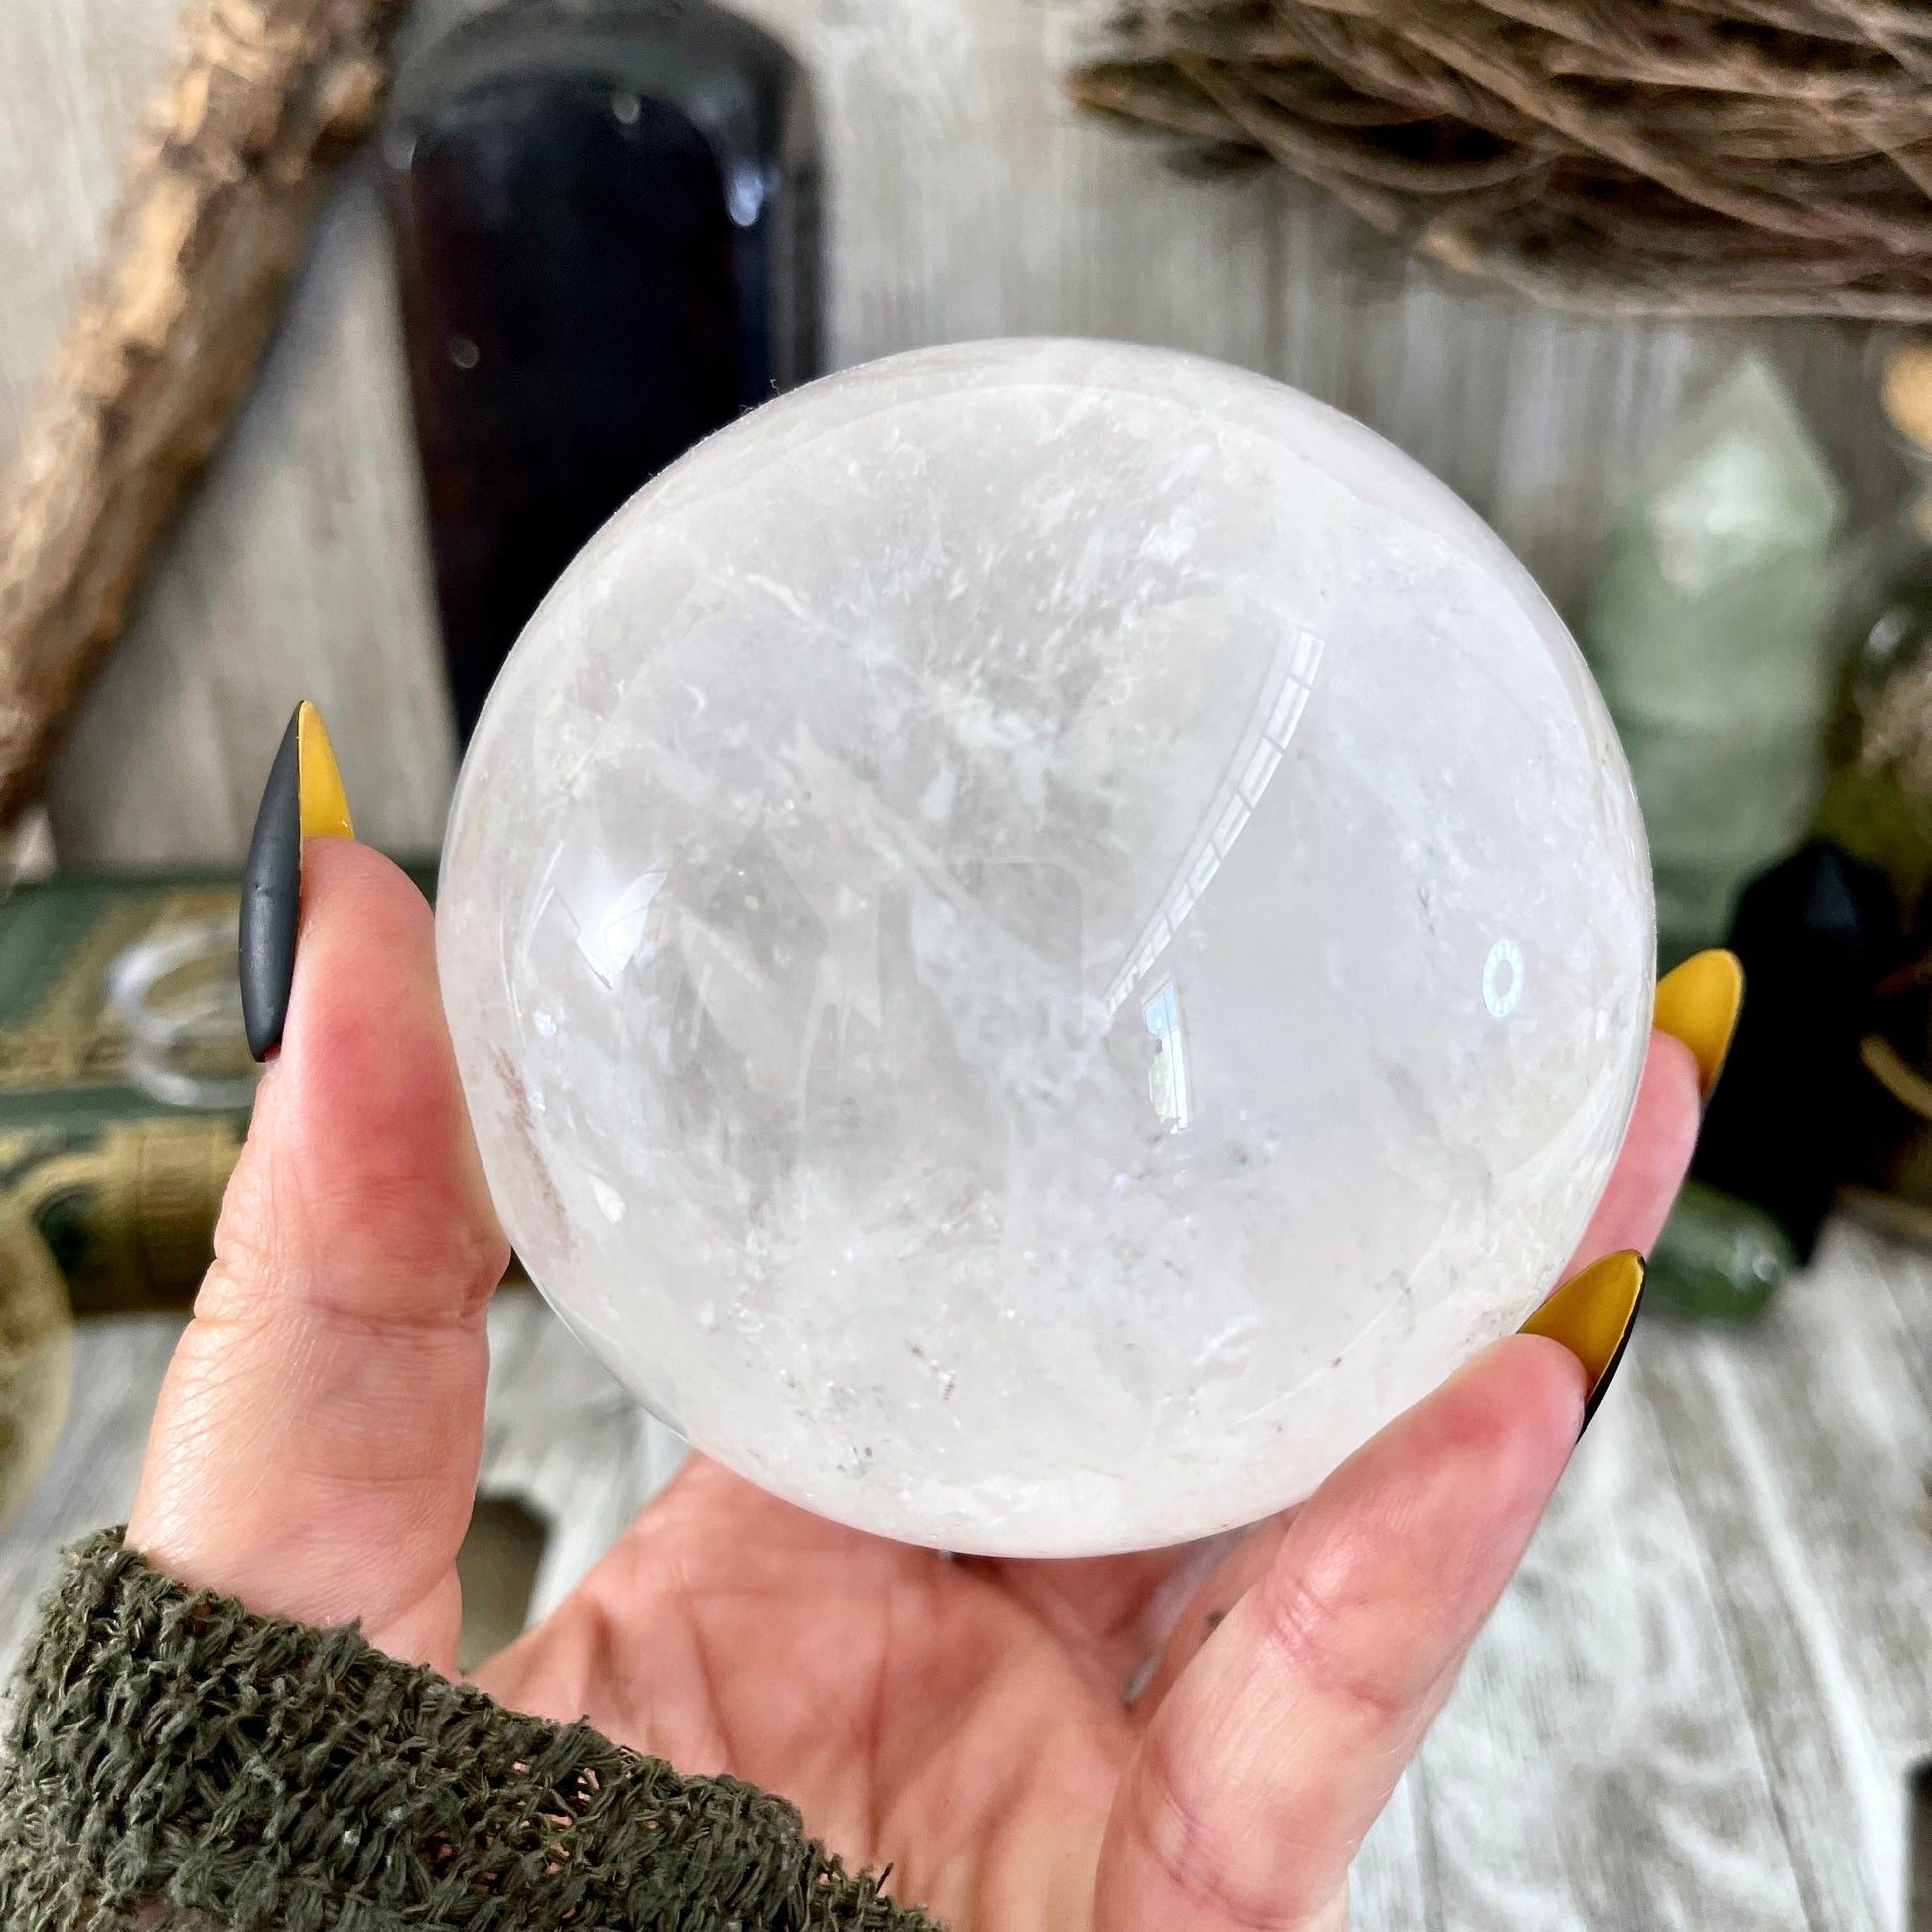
[1072,0,1932,320]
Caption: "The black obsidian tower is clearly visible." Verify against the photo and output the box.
[384,0,822,741]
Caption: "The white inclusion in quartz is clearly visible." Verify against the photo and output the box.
[438,339,1654,1558]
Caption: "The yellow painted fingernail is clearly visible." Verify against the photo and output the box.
[296,699,354,840]
[240,702,353,1060]
[1654,949,1743,1101]
[1519,1250,1645,1434]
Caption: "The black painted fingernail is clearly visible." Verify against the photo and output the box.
[1518,1251,1646,1438]
[239,702,353,1060]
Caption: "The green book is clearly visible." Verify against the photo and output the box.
[0,865,435,1316]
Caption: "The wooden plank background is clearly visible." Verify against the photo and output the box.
[4,3,1932,1928]
[0,0,1913,869]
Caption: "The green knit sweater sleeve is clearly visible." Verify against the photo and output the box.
[0,1530,944,1932]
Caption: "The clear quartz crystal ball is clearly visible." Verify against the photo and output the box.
[439,339,1654,1557]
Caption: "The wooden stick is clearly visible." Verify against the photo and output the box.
[0,0,409,832]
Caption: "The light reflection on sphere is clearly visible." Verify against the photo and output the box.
[438,339,1653,1557]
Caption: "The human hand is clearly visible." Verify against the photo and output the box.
[128,837,1703,1931]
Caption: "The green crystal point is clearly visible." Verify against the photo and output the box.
[1585,356,1844,963]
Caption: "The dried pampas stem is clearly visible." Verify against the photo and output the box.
[0,0,409,833]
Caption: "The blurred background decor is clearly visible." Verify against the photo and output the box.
[1821,339,1932,909]
[1073,0,1932,321]
[0,873,254,1317]
[1583,354,1844,965]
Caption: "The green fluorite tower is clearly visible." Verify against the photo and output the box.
[1585,357,1844,964]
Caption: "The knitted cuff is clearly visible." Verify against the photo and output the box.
[0,1530,942,1932]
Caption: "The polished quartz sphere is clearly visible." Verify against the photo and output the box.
[438,339,1654,1557]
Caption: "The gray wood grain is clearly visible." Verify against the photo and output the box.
[0,0,178,456]
[0,1314,180,1664]
[1381,1355,1813,1932]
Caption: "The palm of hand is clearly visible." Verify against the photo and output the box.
[480,1459,1147,1929]
[127,846,1698,1932]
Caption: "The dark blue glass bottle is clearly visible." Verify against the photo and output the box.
[384,0,822,740]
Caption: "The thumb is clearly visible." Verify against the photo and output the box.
[127,836,508,1668]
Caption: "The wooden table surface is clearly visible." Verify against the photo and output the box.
[3,1217,1928,1932]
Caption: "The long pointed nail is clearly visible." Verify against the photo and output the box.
[239,702,354,1060]
[1519,1251,1645,1435]
[1654,950,1743,1102]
